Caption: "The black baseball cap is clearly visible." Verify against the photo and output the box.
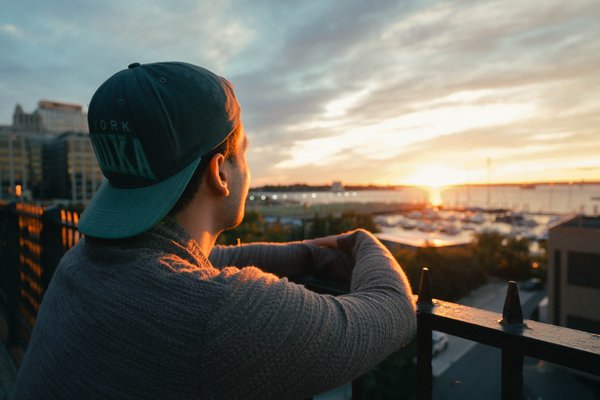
[78,61,241,238]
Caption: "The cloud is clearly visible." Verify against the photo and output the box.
[1,0,599,185]
[241,0,600,184]
[0,23,24,38]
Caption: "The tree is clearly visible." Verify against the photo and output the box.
[393,246,487,302]
[496,236,532,280]
[308,211,380,238]
[471,232,538,281]
[218,211,301,245]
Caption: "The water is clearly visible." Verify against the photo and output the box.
[440,183,600,215]
[250,183,600,215]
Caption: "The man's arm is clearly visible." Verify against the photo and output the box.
[200,229,416,399]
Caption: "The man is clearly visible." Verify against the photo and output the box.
[12,62,416,399]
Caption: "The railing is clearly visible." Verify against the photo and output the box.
[296,270,600,400]
[415,268,599,400]
[1,202,599,399]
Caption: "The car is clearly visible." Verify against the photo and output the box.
[521,278,543,291]
[432,331,449,356]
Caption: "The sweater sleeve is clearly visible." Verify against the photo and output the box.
[209,241,354,281]
[199,229,416,399]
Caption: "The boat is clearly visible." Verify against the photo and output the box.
[520,184,536,190]
[406,210,422,219]
[417,221,436,232]
[446,214,458,222]
[469,213,486,224]
[400,220,417,230]
[462,223,476,231]
[439,222,460,236]
[495,212,537,227]
[374,216,396,227]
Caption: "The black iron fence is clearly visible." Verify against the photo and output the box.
[295,270,600,400]
[0,201,598,399]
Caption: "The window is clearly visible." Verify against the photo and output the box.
[553,250,561,325]
[567,251,600,289]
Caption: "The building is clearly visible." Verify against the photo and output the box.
[1,101,99,203]
[0,129,28,198]
[12,101,88,134]
[0,130,53,199]
[548,215,600,334]
[43,132,103,203]
[331,181,344,192]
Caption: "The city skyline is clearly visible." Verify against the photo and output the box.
[2,0,599,188]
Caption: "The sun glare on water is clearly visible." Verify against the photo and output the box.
[402,166,469,207]
[428,187,443,207]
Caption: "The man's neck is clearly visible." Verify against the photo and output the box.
[172,211,220,258]
[187,228,219,257]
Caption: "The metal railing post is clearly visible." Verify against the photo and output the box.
[416,267,433,400]
[351,375,365,400]
[500,281,525,400]
[40,207,65,290]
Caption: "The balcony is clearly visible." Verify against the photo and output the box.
[0,202,598,399]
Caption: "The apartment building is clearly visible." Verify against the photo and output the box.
[548,215,600,334]
[1,101,100,203]
[12,101,88,134]
[43,132,103,203]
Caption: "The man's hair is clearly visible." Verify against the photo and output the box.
[169,125,241,216]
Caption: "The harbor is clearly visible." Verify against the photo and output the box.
[373,208,556,253]
[248,182,600,251]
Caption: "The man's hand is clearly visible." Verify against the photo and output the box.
[304,234,340,249]
[303,229,373,282]
[305,229,369,255]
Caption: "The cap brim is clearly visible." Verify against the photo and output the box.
[78,158,201,239]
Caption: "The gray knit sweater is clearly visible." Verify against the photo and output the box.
[12,218,416,400]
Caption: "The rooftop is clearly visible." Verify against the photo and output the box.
[552,215,600,230]
[375,231,472,249]
[38,100,83,113]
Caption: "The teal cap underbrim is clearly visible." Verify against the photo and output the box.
[78,157,202,239]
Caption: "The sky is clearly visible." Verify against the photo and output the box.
[1,0,599,188]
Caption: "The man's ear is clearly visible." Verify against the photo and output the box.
[206,153,230,196]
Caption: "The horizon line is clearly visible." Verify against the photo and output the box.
[250,179,600,190]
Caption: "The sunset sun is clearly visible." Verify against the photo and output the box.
[402,166,470,207]
[403,166,468,189]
